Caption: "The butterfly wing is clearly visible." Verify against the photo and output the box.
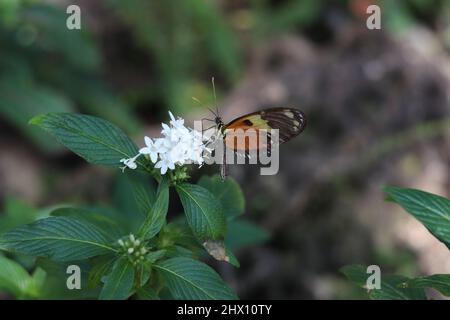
[224,107,306,152]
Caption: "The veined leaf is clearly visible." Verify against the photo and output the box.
[146,250,167,263]
[99,257,135,300]
[124,171,156,217]
[154,257,237,300]
[136,286,160,300]
[384,186,450,248]
[340,264,427,300]
[29,113,141,167]
[0,217,117,261]
[88,256,116,289]
[403,275,450,297]
[112,172,153,232]
[137,262,152,287]
[370,275,427,300]
[198,175,245,219]
[50,207,124,240]
[138,177,169,239]
[176,183,226,241]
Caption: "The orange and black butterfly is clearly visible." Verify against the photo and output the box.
[204,107,307,179]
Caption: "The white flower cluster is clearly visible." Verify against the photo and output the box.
[120,111,209,174]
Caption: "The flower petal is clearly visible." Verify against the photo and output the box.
[139,147,151,154]
[144,136,153,147]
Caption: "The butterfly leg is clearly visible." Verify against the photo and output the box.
[220,139,227,181]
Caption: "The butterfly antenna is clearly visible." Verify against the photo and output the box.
[207,107,217,117]
[212,77,217,102]
[211,77,220,117]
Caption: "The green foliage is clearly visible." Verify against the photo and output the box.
[0,197,45,234]
[0,112,270,300]
[138,177,169,239]
[154,257,237,300]
[176,183,227,241]
[0,216,117,261]
[341,187,450,300]
[0,76,75,152]
[29,113,140,167]
[106,0,241,113]
[99,257,135,300]
[403,275,450,297]
[198,175,245,220]
[0,3,141,152]
[384,186,450,249]
[0,254,46,299]
[340,265,426,300]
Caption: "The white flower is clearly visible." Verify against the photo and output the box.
[155,154,175,175]
[120,111,208,175]
[169,144,186,165]
[139,136,159,163]
[161,122,172,137]
[120,153,140,171]
[169,111,185,129]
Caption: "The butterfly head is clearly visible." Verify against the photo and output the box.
[214,115,226,135]
[214,115,223,127]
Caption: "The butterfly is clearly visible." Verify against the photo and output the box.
[203,107,307,180]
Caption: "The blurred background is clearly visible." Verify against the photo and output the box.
[0,0,449,299]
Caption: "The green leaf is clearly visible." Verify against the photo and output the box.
[340,264,427,300]
[384,186,450,248]
[225,247,240,268]
[225,220,270,250]
[198,175,245,219]
[123,171,156,217]
[146,250,167,263]
[99,257,135,300]
[154,257,237,300]
[137,262,152,287]
[50,207,124,241]
[112,172,155,232]
[88,256,115,289]
[370,275,427,300]
[340,264,370,287]
[0,217,117,261]
[165,246,197,259]
[136,286,160,300]
[162,217,199,249]
[0,255,42,298]
[27,268,47,298]
[138,177,169,239]
[176,183,226,241]
[403,275,450,297]
[29,113,140,167]
[33,259,97,299]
